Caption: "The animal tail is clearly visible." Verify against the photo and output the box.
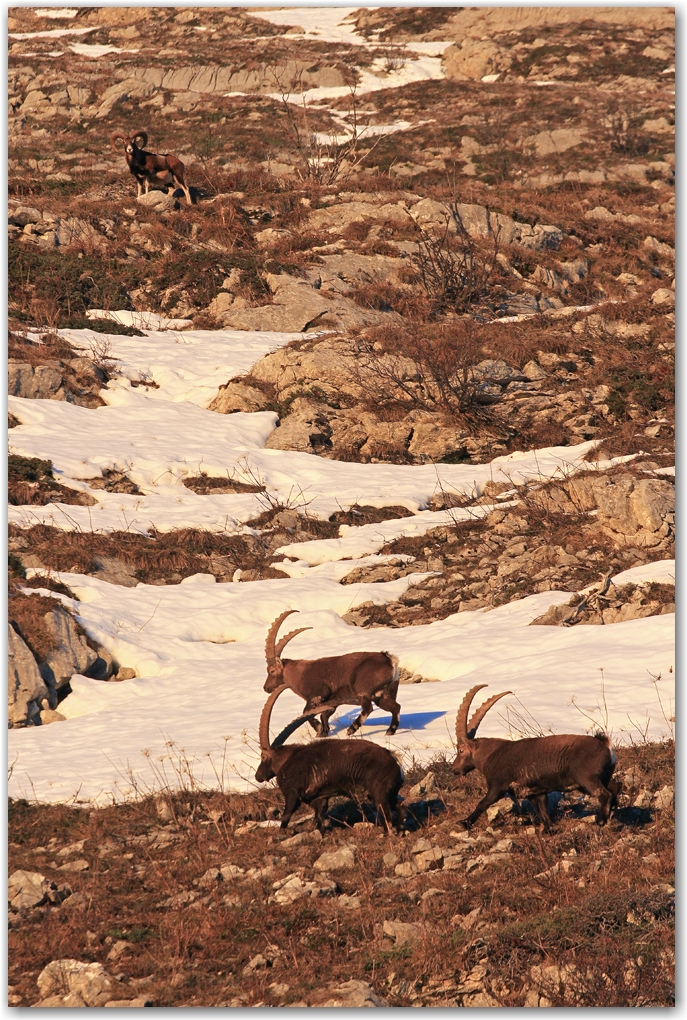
[385,653,400,685]
[593,731,611,747]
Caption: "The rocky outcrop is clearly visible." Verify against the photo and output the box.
[566,474,675,549]
[411,198,565,250]
[531,580,674,627]
[122,59,347,97]
[307,198,412,233]
[39,607,106,691]
[208,381,272,415]
[213,272,391,333]
[8,624,51,727]
[443,39,512,81]
[8,605,116,726]
[8,355,109,409]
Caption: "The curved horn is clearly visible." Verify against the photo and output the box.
[265,610,297,664]
[110,131,128,151]
[258,685,289,751]
[272,702,339,748]
[131,129,148,149]
[456,685,488,741]
[467,691,512,739]
[275,627,312,658]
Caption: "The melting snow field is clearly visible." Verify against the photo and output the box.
[8,322,675,805]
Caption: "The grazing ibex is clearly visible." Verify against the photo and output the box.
[110,130,192,205]
[255,685,405,831]
[264,610,401,737]
[453,685,621,831]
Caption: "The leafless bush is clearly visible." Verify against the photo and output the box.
[268,66,381,186]
[382,43,408,72]
[352,319,490,420]
[411,203,500,315]
[603,104,649,157]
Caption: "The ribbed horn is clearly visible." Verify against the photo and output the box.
[131,129,148,149]
[467,691,512,739]
[265,610,297,664]
[272,702,338,748]
[258,685,289,751]
[456,685,488,741]
[275,627,312,658]
[110,131,128,151]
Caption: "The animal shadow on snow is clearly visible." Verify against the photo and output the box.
[328,710,447,735]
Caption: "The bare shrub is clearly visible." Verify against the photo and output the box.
[352,319,489,420]
[268,66,381,186]
[411,202,500,315]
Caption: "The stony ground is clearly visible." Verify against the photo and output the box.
[8,5,675,1006]
[8,744,674,1007]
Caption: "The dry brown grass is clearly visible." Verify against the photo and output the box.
[8,743,674,1007]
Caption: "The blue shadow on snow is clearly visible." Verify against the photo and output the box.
[328,710,446,733]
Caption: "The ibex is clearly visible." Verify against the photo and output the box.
[110,130,192,205]
[255,685,405,832]
[264,610,401,737]
[453,685,621,831]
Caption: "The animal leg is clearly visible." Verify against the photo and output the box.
[136,181,143,199]
[279,789,301,829]
[347,697,373,735]
[588,782,613,825]
[607,778,622,814]
[376,690,401,735]
[311,797,330,831]
[462,785,505,829]
[530,793,552,831]
[304,697,328,736]
[318,708,335,738]
[175,175,192,205]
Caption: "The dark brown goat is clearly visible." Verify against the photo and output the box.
[255,685,405,831]
[110,130,192,205]
[263,610,401,737]
[452,685,621,831]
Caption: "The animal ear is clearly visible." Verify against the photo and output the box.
[110,132,128,150]
[131,130,148,149]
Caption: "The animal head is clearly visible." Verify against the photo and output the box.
[110,130,148,156]
[452,685,511,775]
[263,610,312,692]
[255,684,336,782]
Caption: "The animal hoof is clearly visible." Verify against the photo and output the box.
[385,727,397,736]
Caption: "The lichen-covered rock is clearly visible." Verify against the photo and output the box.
[36,960,115,1008]
[8,624,51,727]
